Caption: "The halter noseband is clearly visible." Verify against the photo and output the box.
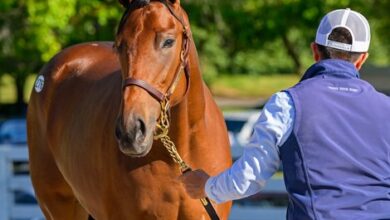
[119,2,220,220]
[122,0,191,104]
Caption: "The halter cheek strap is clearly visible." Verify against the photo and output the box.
[122,0,191,106]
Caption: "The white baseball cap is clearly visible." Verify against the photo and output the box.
[315,8,370,52]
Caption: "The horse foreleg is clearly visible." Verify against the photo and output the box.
[29,140,89,219]
[29,142,89,219]
[28,106,89,220]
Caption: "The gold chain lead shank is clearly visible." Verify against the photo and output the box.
[154,98,207,205]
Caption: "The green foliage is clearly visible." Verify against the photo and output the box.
[26,0,77,61]
[66,0,122,45]
[232,40,295,75]
[1,0,390,104]
[190,24,229,84]
[183,0,390,79]
[0,0,123,103]
[183,0,326,76]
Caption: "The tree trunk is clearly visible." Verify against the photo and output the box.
[15,73,26,105]
[281,33,302,74]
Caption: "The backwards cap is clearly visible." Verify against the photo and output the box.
[315,8,370,52]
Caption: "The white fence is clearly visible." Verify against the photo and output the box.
[229,176,287,220]
[0,145,44,220]
[0,144,287,220]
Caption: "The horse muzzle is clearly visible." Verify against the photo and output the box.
[115,114,154,157]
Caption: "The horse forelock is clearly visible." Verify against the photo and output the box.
[116,0,181,38]
[116,0,151,38]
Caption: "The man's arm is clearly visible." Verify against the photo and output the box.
[180,91,295,203]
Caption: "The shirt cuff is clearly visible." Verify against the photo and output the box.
[205,176,224,204]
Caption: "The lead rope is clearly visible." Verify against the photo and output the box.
[154,98,220,220]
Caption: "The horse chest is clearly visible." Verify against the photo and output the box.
[109,164,191,219]
[126,161,181,200]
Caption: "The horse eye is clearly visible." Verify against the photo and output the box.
[162,39,175,48]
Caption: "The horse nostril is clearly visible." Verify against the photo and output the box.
[115,115,148,146]
[135,118,146,140]
[115,125,122,140]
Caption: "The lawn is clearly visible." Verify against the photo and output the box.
[0,74,300,103]
[0,74,36,103]
[210,74,300,98]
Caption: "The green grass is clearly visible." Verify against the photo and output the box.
[0,75,15,103]
[0,73,300,104]
[0,74,36,103]
[210,74,300,98]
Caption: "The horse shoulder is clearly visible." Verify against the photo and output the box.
[31,41,121,143]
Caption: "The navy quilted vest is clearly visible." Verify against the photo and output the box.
[281,59,390,219]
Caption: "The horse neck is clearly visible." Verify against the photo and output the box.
[170,38,207,131]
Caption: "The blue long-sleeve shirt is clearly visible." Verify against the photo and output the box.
[205,92,295,203]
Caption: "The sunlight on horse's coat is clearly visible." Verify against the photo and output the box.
[27,1,232,219]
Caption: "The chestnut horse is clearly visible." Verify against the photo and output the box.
[27,0,232,219]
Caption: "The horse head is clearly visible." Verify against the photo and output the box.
[114,0,191,157]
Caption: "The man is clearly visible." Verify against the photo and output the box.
[180,8,390,219]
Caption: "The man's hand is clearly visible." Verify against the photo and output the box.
[179,169,210,199]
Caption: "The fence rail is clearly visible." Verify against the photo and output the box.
[0,144,287,220]
[0,145,44,220]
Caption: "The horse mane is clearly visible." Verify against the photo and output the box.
[116,0,151,36]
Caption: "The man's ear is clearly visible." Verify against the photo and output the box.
[311,42,321,62]
[354,53,369,70]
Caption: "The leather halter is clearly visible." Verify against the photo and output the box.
[122,0,191,104]
[119,2,220,220]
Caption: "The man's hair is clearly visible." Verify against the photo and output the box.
[317,27,363,62]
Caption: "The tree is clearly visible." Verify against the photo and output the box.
[366,0,390,66]
[1,0,389,105]
[0,0,123,105]
[183,0,390,76]
[182,0,326,75]
[0,0,78,104]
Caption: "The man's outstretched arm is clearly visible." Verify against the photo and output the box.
[180,92,295,203]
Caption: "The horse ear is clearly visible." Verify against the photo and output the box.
[118,0,151,8]
[118,0,130,8]
[169,0,180,8]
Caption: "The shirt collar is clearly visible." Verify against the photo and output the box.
[300,59,360,82]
